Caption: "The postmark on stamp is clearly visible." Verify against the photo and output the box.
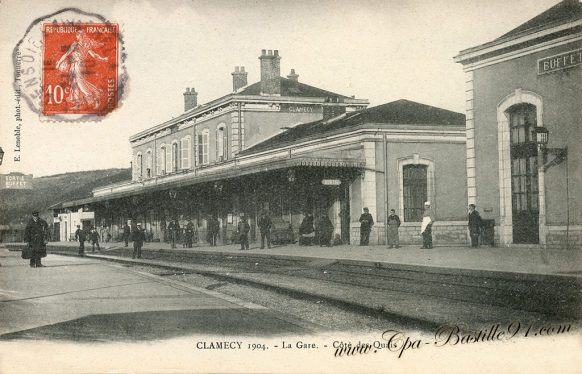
[13,8,127,121]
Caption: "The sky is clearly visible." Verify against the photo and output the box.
[0,0,560,177]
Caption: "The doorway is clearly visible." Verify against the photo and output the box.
[509,104,539,244]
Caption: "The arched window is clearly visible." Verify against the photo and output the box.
[180,136,191,169]
[402,165,427,222]
[197,129,209,165]
[171,141,179,172]
[508,103,539,243]
[496,89,544,246]
[145,149,153,178]
[398,155,435,222]
[216,124,227,162]
[157,144,166,175]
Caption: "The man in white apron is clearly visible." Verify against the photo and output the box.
[421,202,435,249]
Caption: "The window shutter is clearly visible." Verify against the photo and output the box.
[181,137,191,169]
[156,146,166,175]
[137,154,142,178]
[202,130,209,165]
[146,151,152,177]
[215,129,219,161]
[156,147,162,175]
[132,154,137,180]
[166,145,172,173]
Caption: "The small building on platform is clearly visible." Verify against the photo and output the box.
[49,205,95,242]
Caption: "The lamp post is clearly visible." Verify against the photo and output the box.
[0,146,4,165]
[532,126,569,249]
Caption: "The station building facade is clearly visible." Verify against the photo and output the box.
[455,0,582,248]
[53,50,468,246]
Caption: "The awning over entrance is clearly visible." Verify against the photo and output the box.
[60,156,365,208]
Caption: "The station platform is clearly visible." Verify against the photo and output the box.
[6,239,581,278]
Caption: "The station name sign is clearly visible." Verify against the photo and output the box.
[322,179,341,186]
[280,104,322,113]
[538,49,582,75]
[0,173,33,189]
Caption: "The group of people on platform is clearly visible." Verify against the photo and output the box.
[120,222,147,258]
[74,224,105,255]
[366,201,484,249]
[112,202,483,252]
[297,207,374,247]
[165,219,200,249]
[298,211,333,247]
[121,218,203,249]
[293,201,483,249]
[21,202,485,268]
[235,211,272,250]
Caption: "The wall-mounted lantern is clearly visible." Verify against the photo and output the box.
[533,127,567,170]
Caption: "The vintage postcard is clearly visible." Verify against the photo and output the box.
[0,0,581,373]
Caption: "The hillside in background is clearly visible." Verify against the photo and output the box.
[0,168,131,225]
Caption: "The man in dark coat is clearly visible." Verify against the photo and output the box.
[298,212,315,246]
[468,204,482,247]
[258,211,273,249]
[90,227,101,252]
[359,207,374,245]
[237,214,250,250]
[23,211,49,267]
[317,213,334,247]
[123,222,131,247]
[184,219,195,248]
[207,215,220,246]
[132,223,146,259]
[75,225,86,256]
[167,219,180,249]
[387,209,401,248]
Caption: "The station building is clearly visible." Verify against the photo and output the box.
[53,50,468,246]
[454,0,582,248]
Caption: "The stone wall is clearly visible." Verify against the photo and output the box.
[350,221,469,246]
[545,226,582,250]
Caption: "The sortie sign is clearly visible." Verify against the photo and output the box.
[538,49,582,75]
[0,173,33,190]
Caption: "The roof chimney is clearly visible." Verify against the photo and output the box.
[287,69,299,82]
[232,66,248,91]
[259,49,281,95]
[183,87,198,112]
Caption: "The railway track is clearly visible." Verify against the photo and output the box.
[7,244,582,331]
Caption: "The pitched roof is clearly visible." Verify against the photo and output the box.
[237,77,350,98]
[240,99,465,155]
[455,0,582,63]
[344,99,465,126]
[130,77,355,142]
[497,0,582,41]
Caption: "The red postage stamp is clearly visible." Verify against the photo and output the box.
[42,23,119,116]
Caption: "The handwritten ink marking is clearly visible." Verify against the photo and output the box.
[371,322,575,359]
[333,341,373,357]
[381,330,423,358]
